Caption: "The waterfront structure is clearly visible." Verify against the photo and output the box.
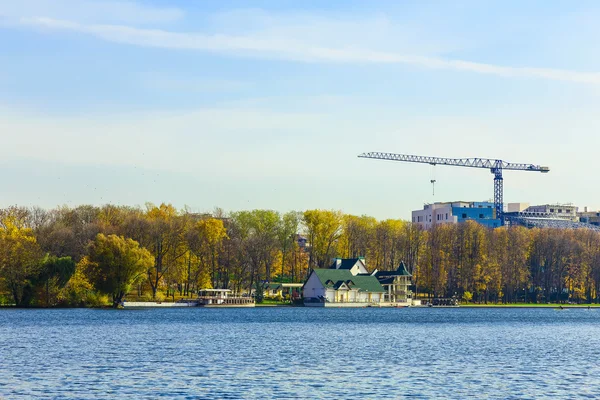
[303,258,384,307]
[262,282,304,299]
[123,289,255,308]
[196,289,255,307]
[412,201,501,229]
[375,262,413,305]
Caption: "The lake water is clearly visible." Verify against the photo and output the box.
[1,307,600,399]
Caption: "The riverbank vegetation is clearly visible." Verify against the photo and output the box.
[1,203,600,307]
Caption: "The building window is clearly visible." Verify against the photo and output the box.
[446,213,448,220]
[462,213,467,219]
[479,214,484,219]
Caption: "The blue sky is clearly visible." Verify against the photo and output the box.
[1,0,600,219]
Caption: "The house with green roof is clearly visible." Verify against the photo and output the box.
[303,263,385,307]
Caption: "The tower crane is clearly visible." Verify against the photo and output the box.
[358,152,550,224]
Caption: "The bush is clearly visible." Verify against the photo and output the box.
[85,292,109,307]
[463,291,473,303]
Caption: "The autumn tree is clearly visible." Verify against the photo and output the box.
[0,216,43,306]
[186,218,227,293]
[339,215,376,261]
[276,211,301,282]
[231,210,280,289]
[87,234,154,308]
[303,210,343,269]
[142,203,188,299]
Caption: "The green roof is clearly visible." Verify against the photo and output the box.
[264,283,282,290]
[312,269,384,293]
[375,261,412,278]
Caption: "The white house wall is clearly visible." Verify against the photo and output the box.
[303,272,325,300]
[325,289,335,303]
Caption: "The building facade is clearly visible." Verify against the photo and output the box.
[412,201,501,229]
[524,204,579,221]
[578,208,600,226]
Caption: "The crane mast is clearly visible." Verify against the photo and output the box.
[358,152,549,224]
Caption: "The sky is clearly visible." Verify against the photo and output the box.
[1,0,600,219]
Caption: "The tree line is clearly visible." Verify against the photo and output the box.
[1,203,599,307]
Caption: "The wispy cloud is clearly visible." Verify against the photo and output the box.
[20,16,600,85]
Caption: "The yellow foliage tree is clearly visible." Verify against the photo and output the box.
[0,216,42,306]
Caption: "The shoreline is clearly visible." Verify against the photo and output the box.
[2,303,600,309]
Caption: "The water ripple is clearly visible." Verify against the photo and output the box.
[1,307,600,398]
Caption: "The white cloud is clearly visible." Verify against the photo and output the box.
[19,16,600,85]
[0,0,183,25]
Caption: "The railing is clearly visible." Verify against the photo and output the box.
[197,296,255,305]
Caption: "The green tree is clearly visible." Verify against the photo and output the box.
[36,256,76,307]
[254,278,264,304]
[87,233,154,308]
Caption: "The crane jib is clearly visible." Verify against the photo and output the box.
[358,152,549,172]
[358,151,550,226]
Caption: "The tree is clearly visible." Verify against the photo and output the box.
[36,256,76,307]
[0,216,43,306]
[339,215,376,261]
[231,210,280,290]
[143,203,188,299]
[254,278,264,304]
[57,257,97,307]
[277,211,301,282]
[87,234,154,308]
[186,218,227,293]
[303,210,343,269]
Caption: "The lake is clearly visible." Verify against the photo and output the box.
[1,307,600,399]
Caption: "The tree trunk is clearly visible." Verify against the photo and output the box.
[112,291,124,308]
